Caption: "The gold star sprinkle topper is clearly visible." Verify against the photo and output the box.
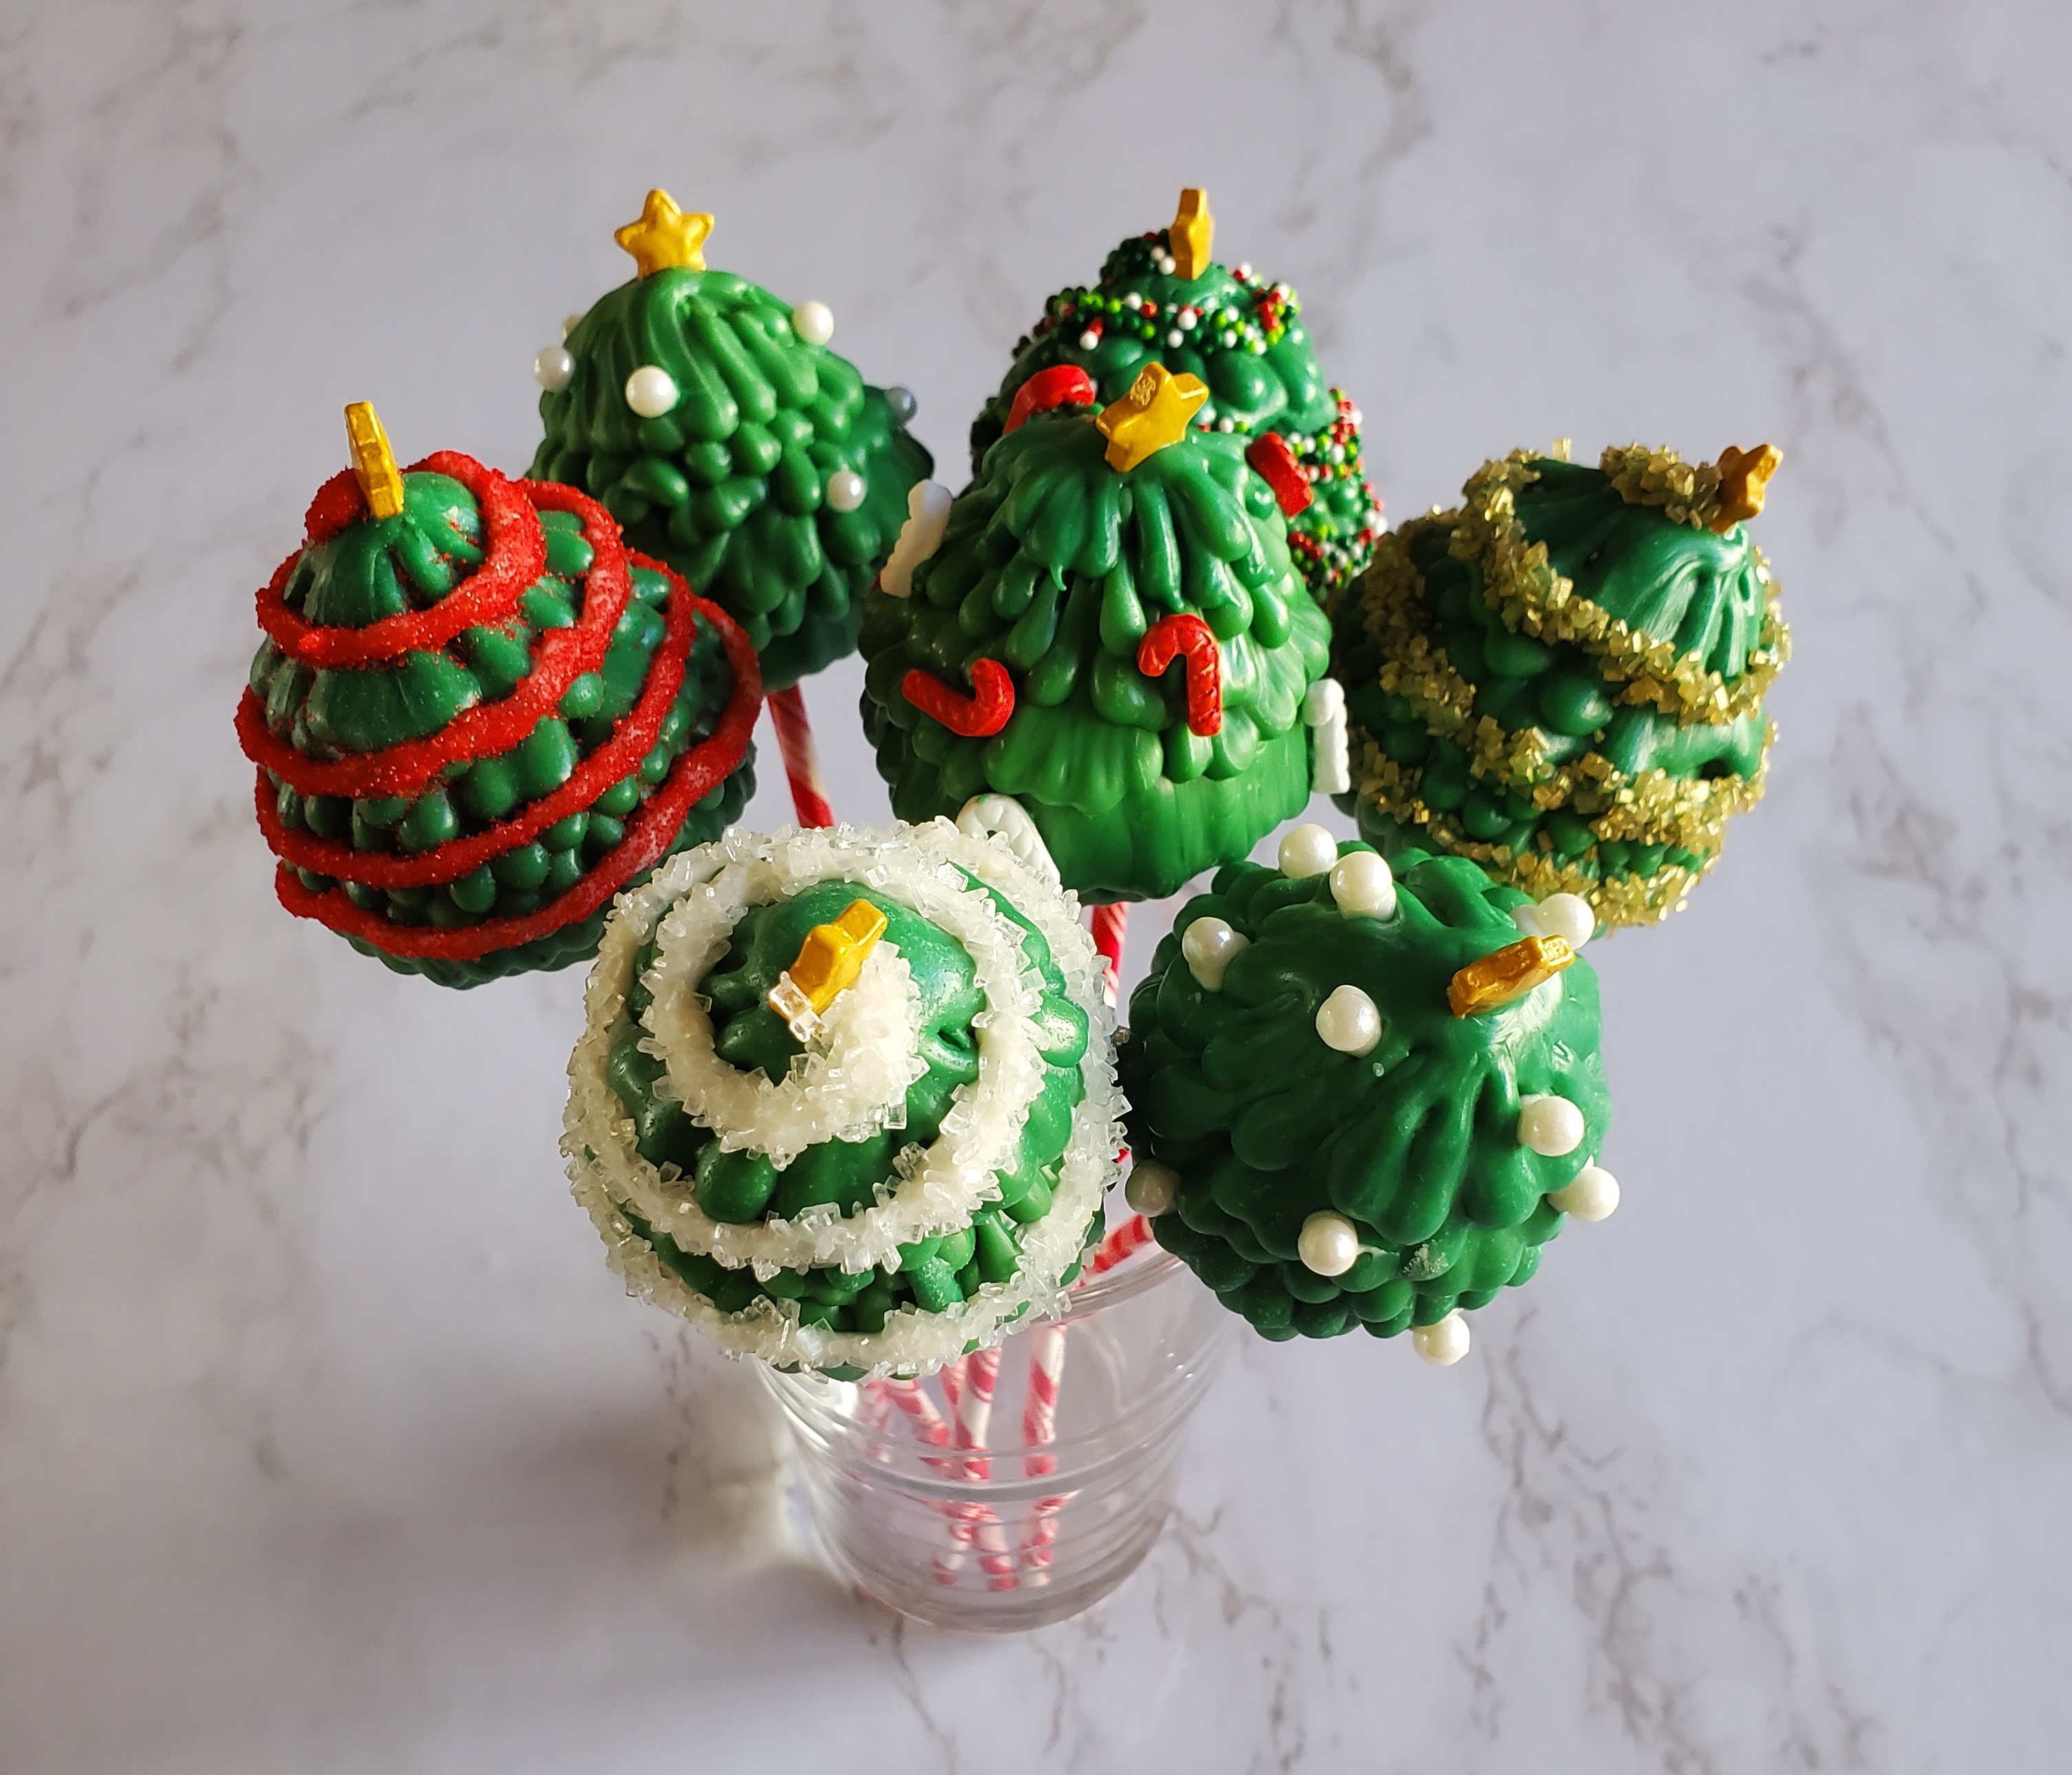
[614,188,714,278]
[1169,187,1214,280]
[766,899,888,1042]
[1096,363,1210,471]
[343,401,404,520]
[1447,934,1574,1018]
[1709,442,1782,532]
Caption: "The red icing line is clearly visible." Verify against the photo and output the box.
[1245,432,1314,518]
[273,574,762,961]
[1003,365,1098,435]
[1137,612,1222,737]
[258,453,546,669]
[236,480,632,802]
[902,658,1015,738]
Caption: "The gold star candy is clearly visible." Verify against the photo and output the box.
[765,899,888,1040]
[343,401,403,520]
[1096,363,1210,471]
[614,188,714,278]
[1447,934,1574,1017]
[1709,442,1782,532]
[1169,186,1214,280]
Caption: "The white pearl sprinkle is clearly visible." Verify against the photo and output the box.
[1157,253,1177,275]
[791,300,835,346]
[1125,1161,1179,1217]
[1278,823,1338,879]
[1297,1211,1360,1277]
[561,312,584,341]
[1180,916,1247,991]
[624,365,679,418]
[1412,1311,1471,1366]
[1533,892,1596,949]
[1519,1094,1586,1157]
[1329,850,1396,919]
[1218,416,1235,431]
[1124,292,1142,310]
[533,345,573,391]
[1079,330,1100,351]
[825,468,867,513]
[1314,985,1382,1056]
[1549,1163,1619,1221]
[1168,328,1185,348]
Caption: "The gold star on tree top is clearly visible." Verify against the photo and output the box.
[343,401,403,520]
[1168,187,1214,281]
[1709,442,1782,532]
[1097,363,1210,471]
[615,188,714,278]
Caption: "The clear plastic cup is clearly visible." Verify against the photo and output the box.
[762,1244,1230,1632]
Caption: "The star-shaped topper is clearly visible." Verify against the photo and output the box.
[1169,187,1214,281]
[1709,442,1782,532]
[343,401,403,520]
[1097,363,1210,471]
[614,188,714,279]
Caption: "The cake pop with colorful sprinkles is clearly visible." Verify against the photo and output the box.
[1118,827,1614,1356]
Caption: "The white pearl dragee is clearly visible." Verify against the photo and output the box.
[1124,1160,1179,1217]
[791,300,835,346]
[625,365,679,418]
[533,345,573,391]
[561,312,584,341]
[1181,916,1246,991]
[1157,252,1177,275]
[1329,850,1397,920]
[1515,892,1595,949]
[1278,823,1338,879]
[1297,1210,1360,1277]
[1549,1163,1619,1221]
[1412,1311,1471,1366]
[825,469,867,513]
[1519,1094,1585,1157]
[1315,985,1382,1056]
[1167,329,1184,348]
[1078,330,1100,350]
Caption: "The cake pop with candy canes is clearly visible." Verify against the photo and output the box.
[1118,826,1613,1356]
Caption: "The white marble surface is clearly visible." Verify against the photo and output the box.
[2,1,2066,1768]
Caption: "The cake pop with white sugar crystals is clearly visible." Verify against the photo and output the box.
[1118,834,1613,1350]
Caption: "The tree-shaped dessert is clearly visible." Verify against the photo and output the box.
[971,189,1382,601]
[528,189,932,690]
[1118,825,1614,1359]
[859,363,1338,904]
[238,405,760,988]
[1332,442,1791,931]
[564,821,1120,1378]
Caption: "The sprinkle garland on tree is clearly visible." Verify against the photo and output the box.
[564,821,1121,1378]
[1332,442,1791,931]
[529,189,932,691]
[239,405,760,988]
[859,365,1340,903]
[970,189,1383,601]
[1118,826,1614,1356]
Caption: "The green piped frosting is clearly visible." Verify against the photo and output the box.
[602,876,1093,1338]
[972,229,1382,599]
[529,267,931,689]
[859,412,1332,902]
[249,468,754,987]
[1333,448,1788,930]
[1120,842,1611,1342]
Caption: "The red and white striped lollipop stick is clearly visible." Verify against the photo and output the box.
[1089,902,1129,1008]
[765,683,835,829]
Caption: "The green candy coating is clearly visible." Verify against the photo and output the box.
[859,412,1331,902]
[1119,841,1611,1343]
[530,266,931,689]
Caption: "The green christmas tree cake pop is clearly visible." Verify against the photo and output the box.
[1118,823,1616,1361]
[564,819,1120,1378]
[859,362,1345,904]
[238,404,760,988]
[1332,442,1791,931]
[528,189,932,690]
[970,189,1383,601]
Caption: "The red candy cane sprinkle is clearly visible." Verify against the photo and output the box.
[1246,431,1315,518]
[1136,612,1222,737]
[902,658,1016,738]
[1001,364,1098,435]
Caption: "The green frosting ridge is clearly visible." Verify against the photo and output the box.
[860,413,1332,902]
[529,266,932,689]
[1120,841,1611,1342]
[971,228,1381,599]
[602,874,1092,1331]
